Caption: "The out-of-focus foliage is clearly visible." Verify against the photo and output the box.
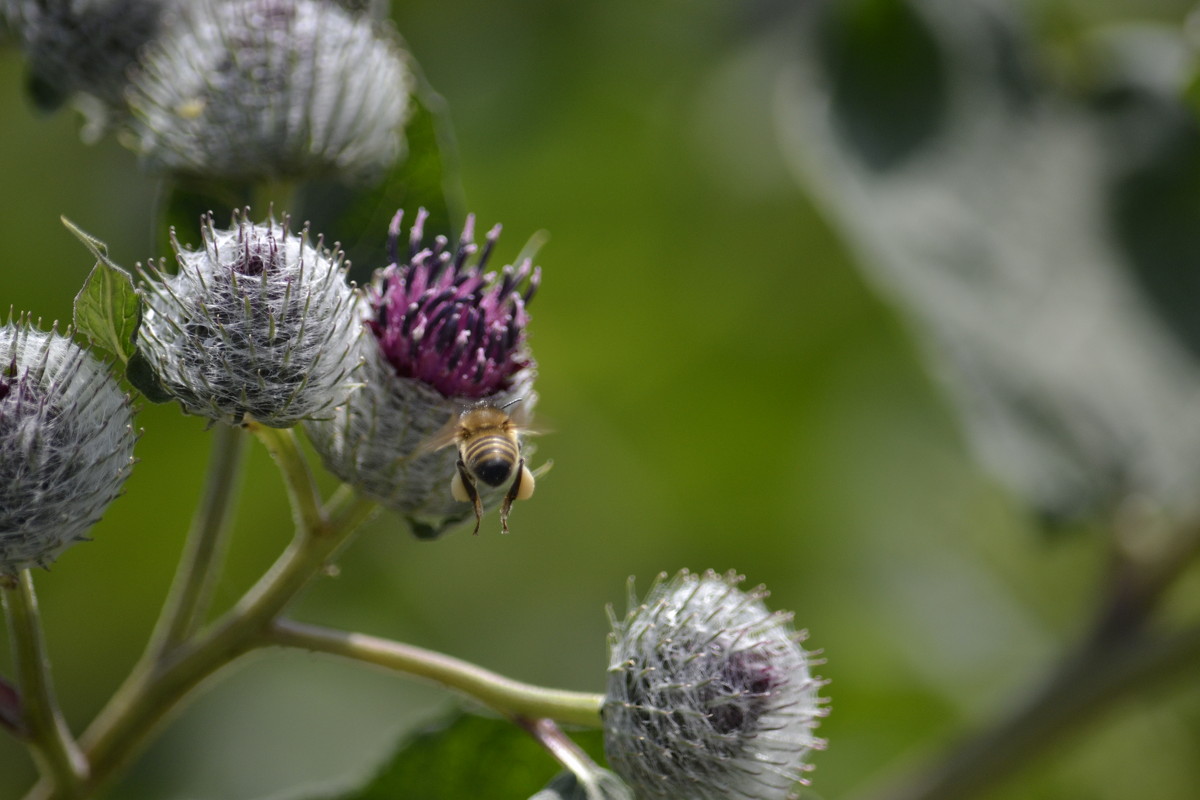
[0,1,1199,799]
[781,0,1200,525]
[161,86,461,284]
[308,714,603,800]
[296,89,464,285]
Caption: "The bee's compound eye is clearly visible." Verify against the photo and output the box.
[451,470,472,502]
[516,464,535,500]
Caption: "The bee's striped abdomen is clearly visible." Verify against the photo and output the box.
[463,433,519,487]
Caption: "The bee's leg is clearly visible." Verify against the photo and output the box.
[456,458,483,535]
[499,457,526,535]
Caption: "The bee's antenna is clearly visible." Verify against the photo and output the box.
[500,396,524,411]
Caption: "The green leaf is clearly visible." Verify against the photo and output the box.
[529,770,632,800]
[313,713,606,800]
[296,79,464,285]
[63,217,141,364]
[530,773,586,800]
[125,349,174,405]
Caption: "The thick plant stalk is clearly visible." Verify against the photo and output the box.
[3,571,89,797]
[149,423,248,657]
[853,622,1200,800]
[853,517,1200,800]
[21,431,378,800]
[266,617,604,728]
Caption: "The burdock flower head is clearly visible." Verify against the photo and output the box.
[368,209,538,400]
[1,0,168,130]
[305,208,540,538]
[126,0,413,181]
[603,570,827,800]
[137,210,362,428]
[0,316,136,575]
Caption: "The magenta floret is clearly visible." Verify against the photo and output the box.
[367,209,538,399]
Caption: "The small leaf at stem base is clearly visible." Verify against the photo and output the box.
[62,217,141,364]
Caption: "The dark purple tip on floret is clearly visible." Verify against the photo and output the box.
[367,209,538,399]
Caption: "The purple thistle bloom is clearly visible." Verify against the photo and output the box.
[367,208,538,399]
[304,208,541,538]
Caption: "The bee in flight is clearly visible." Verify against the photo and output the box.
[424,400,536,535]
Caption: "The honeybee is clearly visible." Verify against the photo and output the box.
[425,400,536,535]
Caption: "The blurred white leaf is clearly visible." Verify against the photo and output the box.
[776,0,1200,524]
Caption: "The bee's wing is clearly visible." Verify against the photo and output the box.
[418,414,463,454]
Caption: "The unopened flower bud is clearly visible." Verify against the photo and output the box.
[0,317,136,575]
[306,209,539,538]
[137,210,362,427]
[603,570,827,800]
[126,0,413,181]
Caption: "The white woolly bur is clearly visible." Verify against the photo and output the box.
[137,213,362,427]
[2,0,168,114]
[603,570,827,800]
[0,319,136,575]
[303,332,536,539]
[126,0,412,180]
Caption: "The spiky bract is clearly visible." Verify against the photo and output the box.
[304,332,535,538]
[137,211,362,427]
[0,317,136,575]
[603,570,827,800]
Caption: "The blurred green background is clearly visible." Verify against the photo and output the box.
[2,0,1199,798]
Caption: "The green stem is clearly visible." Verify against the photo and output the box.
[24,509,369,800]
[266,617,605,728]
[149,423,247,657]
[248,423,324,533]
[22,441,379,800]
[853,506,1200,800]
[1090,517,1200,644]
[251,181,300,220]
[853,622,1200,800]
[3,572,89,797]
[516,716,605,778]
[323,484,357,522]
